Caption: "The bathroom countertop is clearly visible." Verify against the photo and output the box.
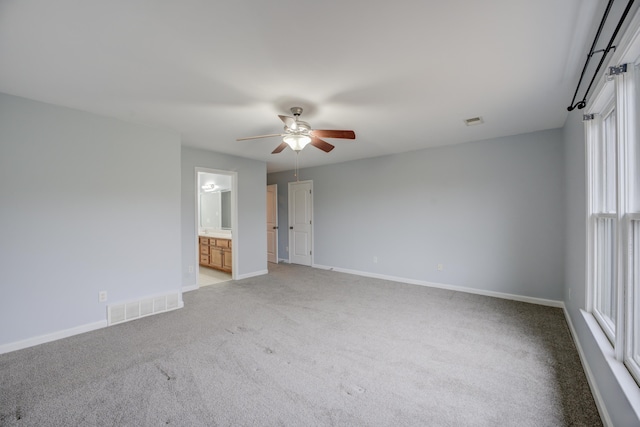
[199,232,232,239]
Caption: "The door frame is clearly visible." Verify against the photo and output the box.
[194,167,238,284]
[288,180,313,266]
[267,184,278,264]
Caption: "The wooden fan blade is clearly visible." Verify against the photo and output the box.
[271,142,288,154]
[311,129,356,139]
[310,137,335,153]
[236,134,282,141]
[278,115,297,130]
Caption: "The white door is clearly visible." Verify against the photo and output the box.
[288,180,312,266]
[266,184,278,264]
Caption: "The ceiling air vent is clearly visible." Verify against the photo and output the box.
[464,116,484,126]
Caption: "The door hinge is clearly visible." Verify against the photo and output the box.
[583,114,595,121]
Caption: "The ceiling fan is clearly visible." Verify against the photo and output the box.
[236,107,356,154]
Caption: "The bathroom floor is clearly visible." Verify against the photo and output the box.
[199,266,232,287]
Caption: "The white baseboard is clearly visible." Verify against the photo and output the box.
[0,320,108,355]
[1,292,186,355]
[235,269,269,280]
[278,258,289,263]
[182,284,198,293]
[563,307,612,427]
[312,264,563,308]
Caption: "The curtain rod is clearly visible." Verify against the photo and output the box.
[567,0,635,111]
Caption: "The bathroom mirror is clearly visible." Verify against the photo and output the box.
[220,190,231,229]
[199,190,232,230]
[198,171,232,232]
[200,191,231,230]
[199,192,220,229]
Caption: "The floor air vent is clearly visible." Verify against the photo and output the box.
[107,293,181,326]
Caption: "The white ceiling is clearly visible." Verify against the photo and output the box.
[0,1,604,172]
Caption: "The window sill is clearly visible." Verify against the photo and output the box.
[581,309,640,423]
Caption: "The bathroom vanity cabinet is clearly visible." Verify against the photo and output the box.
[199,236,232,273]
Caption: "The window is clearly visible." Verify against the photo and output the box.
[586,61,640,384]
[591,106,618,341]
[630,215,640,380]
[627,63,640,383]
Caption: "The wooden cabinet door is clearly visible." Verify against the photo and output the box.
[209,249,223,269]
[199,241,209,266]
[222,249,232,272]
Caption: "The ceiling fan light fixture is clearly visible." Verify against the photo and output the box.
[283,134,311,151]
[237,106,352,154]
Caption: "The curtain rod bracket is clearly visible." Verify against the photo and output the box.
[567,0,635,112]
[609,63,628,75]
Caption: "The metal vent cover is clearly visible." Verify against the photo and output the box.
[464,116,484,126]
[107,292,182,326]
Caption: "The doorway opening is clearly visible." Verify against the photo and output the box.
[195,168,238,287]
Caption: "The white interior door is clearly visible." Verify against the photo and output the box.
[266,184,278,264]
[288,180,312,266]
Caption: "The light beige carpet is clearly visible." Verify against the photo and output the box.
[0,263,601,426]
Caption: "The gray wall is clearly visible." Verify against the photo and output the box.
[562,109,639,426]
[269,129,565,301]
[181,146,267,284]
[0,93,182,347]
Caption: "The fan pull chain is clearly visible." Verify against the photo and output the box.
[294,151,300,182]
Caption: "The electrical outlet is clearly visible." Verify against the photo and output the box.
[188,265,193,273]
[437,263,444,271]
[99,291,107,302]
[373,256,378,263]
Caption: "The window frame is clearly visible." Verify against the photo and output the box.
[627,213,640,383]
[586,97,619,348]
[586,59,640,381]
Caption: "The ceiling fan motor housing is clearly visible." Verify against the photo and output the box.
[289,121,310,133]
